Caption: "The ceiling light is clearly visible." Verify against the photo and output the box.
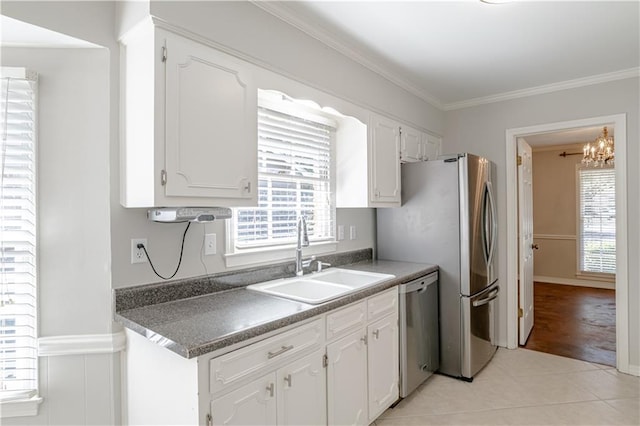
[582,126,614,167]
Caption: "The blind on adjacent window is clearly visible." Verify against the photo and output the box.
[1,71,38,397]
[578,167,616,274]
[235,103,335,248]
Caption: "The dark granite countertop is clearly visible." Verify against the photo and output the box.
[115,257,437,359]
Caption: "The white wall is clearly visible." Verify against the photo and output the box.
[444,77,640,369]
[1,46,119,425]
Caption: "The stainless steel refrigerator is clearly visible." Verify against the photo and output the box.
[377,153,499,380]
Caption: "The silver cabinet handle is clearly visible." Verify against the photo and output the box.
[372,329,380,339]
[268,345,293,359]
[284,374,292,387]
[266,382,274,397]
[360,335,368,345]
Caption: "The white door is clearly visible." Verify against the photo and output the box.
[211,372,277,426]
[367,314,399,421]
[277,349,326,426]
[164,32,257,202]
[369,114,401,206]
[518,138,535,345]
[399,125,422,162]
[327,330,368,426]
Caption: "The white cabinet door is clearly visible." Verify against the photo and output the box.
[164,33,257,203]
[400,125,422,163]
[421,133,441,161]
[327,330,368,426]
[211,373,277,426]
[369,114,401,206]
[277,349,326,426]
[367,314,399,421]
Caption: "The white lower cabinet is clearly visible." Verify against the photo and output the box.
[124,289,399,426]
[326,330,368,426]
[277,349,327,425]
[367,314,400,421]
[212,349,326,426]
[211,373,277,426]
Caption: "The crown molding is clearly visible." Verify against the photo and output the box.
[251,1,444,110]
[444,68,640,111]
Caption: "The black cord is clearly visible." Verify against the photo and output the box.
[138,222,191,280]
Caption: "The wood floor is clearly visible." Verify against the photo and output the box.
[521,282,616,367]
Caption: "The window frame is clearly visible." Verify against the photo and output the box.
[224,90,338,268]
[575,165,616,280]
[0,67,42,417]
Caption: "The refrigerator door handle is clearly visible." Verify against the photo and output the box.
[472,287,500,307]
[485,181,498,268]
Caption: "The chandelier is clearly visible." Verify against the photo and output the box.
[582,126,614,167]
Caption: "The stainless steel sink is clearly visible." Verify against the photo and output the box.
[246,268,395,304]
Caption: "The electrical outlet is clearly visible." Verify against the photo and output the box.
[131,238,148,264]
[349,225,357,240]
[337,225,345,241]
[204,233,217,255]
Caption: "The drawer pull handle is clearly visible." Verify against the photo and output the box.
[284,374,292,387]
[266,382,274,398]
[268,345,294,359]
[373,329,380,339]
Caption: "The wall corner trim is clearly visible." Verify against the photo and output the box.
[38,331,126,357]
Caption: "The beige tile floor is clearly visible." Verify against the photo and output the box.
[377,348,639,425]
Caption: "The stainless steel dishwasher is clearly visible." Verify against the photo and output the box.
[399,271,439,398]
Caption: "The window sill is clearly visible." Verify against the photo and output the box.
[225,241,338,268]
[576,271,615,283]
[0,394,43,418]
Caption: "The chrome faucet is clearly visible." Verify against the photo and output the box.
[295,216,310,276]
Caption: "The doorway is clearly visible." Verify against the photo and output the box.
[517,135,616,366]
[505,114,629,374]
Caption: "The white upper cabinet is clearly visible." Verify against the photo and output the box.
[369,114,401,207]
[120,24,257,207]
[422,133,442,161]
[400,126,442,163]
[399,125,422,162]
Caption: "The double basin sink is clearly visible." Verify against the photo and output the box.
[247,268,395,305]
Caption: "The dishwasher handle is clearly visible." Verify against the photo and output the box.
[399,272,438,294]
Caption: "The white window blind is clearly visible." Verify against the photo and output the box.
[234,101,335,248]
[0,70,38,398]
[578,167,615,274]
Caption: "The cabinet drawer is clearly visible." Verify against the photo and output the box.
[210,318,324,394]
[367,288,398,322]
[326,301,366,341]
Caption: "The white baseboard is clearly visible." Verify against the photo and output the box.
[533,275,615,290]
[38,331,126,357]
[625,364,640,377]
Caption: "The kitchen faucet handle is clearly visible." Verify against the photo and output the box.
[301,256,316,268]
[315,261,331,273]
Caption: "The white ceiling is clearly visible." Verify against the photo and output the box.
[257,1,640,110]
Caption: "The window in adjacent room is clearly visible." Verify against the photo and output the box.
[229,90,336,260]
[577,166,616,276]
[0,68,39,406]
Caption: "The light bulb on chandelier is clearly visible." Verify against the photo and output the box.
[582,126,614,167]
